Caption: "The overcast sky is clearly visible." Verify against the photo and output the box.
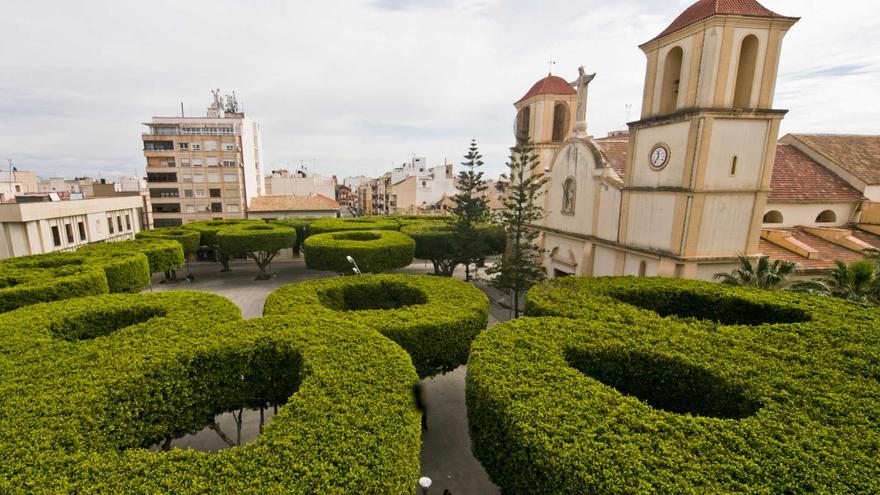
[0,0,877,181]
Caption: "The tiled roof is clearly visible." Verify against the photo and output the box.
[789,134,880,185]
[517,75,576,104]
[594,135,629,178]
[651,0,793,41]
[249,194,339,212]
[759,227,877,272]
[768,145,863,203]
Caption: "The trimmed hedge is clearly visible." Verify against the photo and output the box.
[303,230,415,273]
[400,222,458,262]
[467,277,880,493]
[0,292,422,494]
[81,238,184,276]
[136,227,201,257]
[182,219,261,247]
[265,274,488,377]
[387,215,454,227]
[0,253,109,313]
[271,217,316,253]
[307,217,400,235]
[216,222,297,255]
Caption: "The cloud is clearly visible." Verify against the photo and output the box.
[0,0,877,182]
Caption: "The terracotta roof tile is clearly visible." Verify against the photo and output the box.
[768,145,863,203]
[249,194,339,212]
[517,75,575,104]
[759,227,879,272]
[595,135,629,178]
[651,0,795,42]
[789,134,880,185]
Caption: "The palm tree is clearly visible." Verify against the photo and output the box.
[713,254,799,289]
[789,260,880,304]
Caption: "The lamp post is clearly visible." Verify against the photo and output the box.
[418,476,432,495]
[346,255,361,275]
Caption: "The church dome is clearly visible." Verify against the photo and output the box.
[650,0,797,42]
[517,75,576,104]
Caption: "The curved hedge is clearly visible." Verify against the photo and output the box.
[303,230,415,273]
[271,217,316,253]
[307,217,400,235]
[265,274,488,377]
[0,292,421,494]
[136,227,201,257]
[216,222,296,255]
[80,238,183,277]
[467,277,880,493]
[182,219,260,247]
[0,254,109,313]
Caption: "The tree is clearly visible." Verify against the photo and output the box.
[452,139,490,281]
[713,254,799,289]
[487,135,548,318]
[216,224,296,280]
[789,259,880,304]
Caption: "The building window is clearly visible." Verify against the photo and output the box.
[194,173,205,183]
[107,217,114,234]
[763,210,784,224]
[224,188,238,197]
[51,226,62,246]
[185,205,196,213]
[192,158,203,167]
[207,157,219,167]
[516,106,531,140]
[205,141,217,151]
[227,204,240,213]
[816,210,837,223]
[660,46,684,115]
[207,172,220,182]
[223,143,235,151]
[223,173,238,182]
[222,159,236,167]
[210,188,221,198]
[191,143,201,151]
[211,203,222,213]
[195,189,207,198]
[730,156,738,176]
[562,177,576,214]
[733,35,760,109]
[125,214,131,230]
[184,189,193,198]
[64,224,74,243]
[14,185,20,192]
[78,221,86,241]
[144,141,174,151]
[154,218,183,228]
[178,143,189,150]
[552,102,570,142]
[180,159,191,168]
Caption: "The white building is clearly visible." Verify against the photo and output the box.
[0,170,38,203]
[265,169,336,198]
[248,194,340,220]
[0,195,146,259]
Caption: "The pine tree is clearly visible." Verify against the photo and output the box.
[487,135,548,317]
[452,139,490,281]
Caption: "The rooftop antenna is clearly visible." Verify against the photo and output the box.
[180,102,185,118]
[618,103,633,129]
[548,57,556,75]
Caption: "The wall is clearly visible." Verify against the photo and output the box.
[763,202,855,228]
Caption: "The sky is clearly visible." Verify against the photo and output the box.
[0,0,878,181]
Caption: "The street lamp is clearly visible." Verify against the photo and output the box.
[418,476,432,495]
[346,255,361,275]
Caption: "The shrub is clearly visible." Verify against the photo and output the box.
[307,217,400,235]
[80,238,184,277]
[264,274,488,377]
[271,217,316,254]
[387,215,454,227]
[0,253,109,313]
[0,292,421,494]
[216,223,296,279]
[467,277,880,493]
[303,230,415,273]
[400,222,460,275]
[182,219,260,247]
[136,227,201,257]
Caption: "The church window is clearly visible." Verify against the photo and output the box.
[733,35,759,108]
[730,156,738,176]
[516,106,531,141]
[552,102,570,142]
[816,210,837,223]
[660,46,684,115]
[763,210,783,224]
[562,177,576,214]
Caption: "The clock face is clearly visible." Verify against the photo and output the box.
[650,144,670,170]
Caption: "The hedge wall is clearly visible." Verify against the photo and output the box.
[216,223,297,255]
[0,292,422,494]
[182,219,261,247]
[271,217,316,253]
[400,222,458,263]
[467,277,880,493]
[307,217,400,235]
[303,230,415,273]
[81,239,183,277]
[0,253,109,313]
[136,227,201,257]
[265,274,488,377]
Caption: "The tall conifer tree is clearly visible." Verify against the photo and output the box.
[452,139,490,281]
[487,135,548,317]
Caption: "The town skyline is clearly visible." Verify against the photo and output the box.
[1,0,878,180]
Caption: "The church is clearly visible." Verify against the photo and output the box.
[518,0,880,280]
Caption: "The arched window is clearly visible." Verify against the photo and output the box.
[763,210,784,224]
[638,261,647,277]
[516,106,531,141]
[552,102,570,142]
[659,46,684,115]
[562,177,576,214]
[733,35,759,108]
[816,210,837,223]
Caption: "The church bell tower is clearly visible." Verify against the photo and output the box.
[513,73,579,170]
[618,0,798,276]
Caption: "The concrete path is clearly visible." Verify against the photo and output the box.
[149,258,504,494]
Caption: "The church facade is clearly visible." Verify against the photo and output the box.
[520,0,880,280]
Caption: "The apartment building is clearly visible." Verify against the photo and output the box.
[265,168,336,198]
[143,91,264,227]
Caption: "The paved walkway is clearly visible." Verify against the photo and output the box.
[149,258,503,494]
